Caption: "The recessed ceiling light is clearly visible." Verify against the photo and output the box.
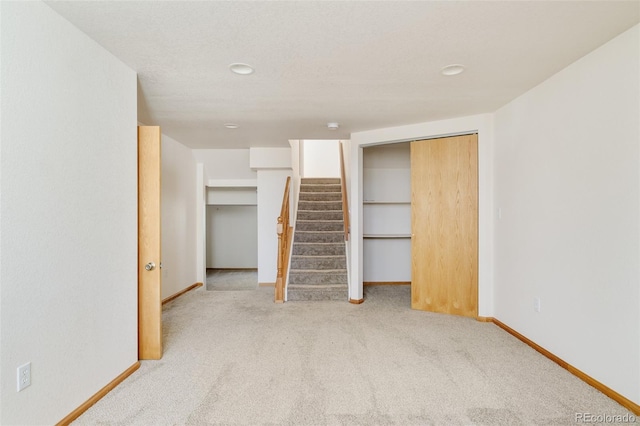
[441,64,465,76]
[229,63,254,75]
[224,123,239,129]
[327,122,339,130]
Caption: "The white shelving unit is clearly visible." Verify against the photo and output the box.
[363,143,412,282]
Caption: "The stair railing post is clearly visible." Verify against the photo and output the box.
[275,217,284,303]
[275,176,291,303]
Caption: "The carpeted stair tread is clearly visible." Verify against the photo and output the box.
[296,210,343,221]
[295,220,344,232]
[296,220,343,223]
[298,201,342,205]
[299,184,341,192]
[288,270,348,285]
[288,284,348,289]
[292,243,345,256]
[295,230,343,233]
[300,178,340,184]
[290,254,346,270]
[292,254,344,258]
[294,231,344,243]
[291,261,346,270]
[298,201,343,211]
[299,192,342,201]
[297,209,343,212]
[294,242,345,244]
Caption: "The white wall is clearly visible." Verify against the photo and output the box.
[340,140,353,288]
[494,24,639,405]
[196,163,206,284]
[206,205,258,268]
[289,140,302,223]
[161,133,198,299]
[302,140,341,177]
[0,2,137,423]
[207,187,257,205]
[350,114,494,310]
[257,170,292,283]
[247,148,293,283]
[341,140,352,214]
[250,147,292,169]
[192,149,256,181]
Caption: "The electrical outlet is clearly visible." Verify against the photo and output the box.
[17,362,31,392]
[534,297,541,313]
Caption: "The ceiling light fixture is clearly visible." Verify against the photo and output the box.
[224,123,239,129]
[441,64,465,76]
[229,63,254,75]
[327,122,339,130]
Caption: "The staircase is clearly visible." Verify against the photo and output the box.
[287,178,348,301]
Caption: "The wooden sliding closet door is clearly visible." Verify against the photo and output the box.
[410,134,478,317]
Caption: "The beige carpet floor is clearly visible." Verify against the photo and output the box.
[206,269,258,291]
[73,286,633,425]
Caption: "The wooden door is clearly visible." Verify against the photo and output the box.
[410,134,478,317]
[138,126,162,359]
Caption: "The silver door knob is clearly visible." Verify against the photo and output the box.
[145,262,156,271]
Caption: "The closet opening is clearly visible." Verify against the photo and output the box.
[205,187,258,291]
[362,134,478,318]
[362,142,412,303]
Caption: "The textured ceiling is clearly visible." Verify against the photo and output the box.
[46,1,639,149]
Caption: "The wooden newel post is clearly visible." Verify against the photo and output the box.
[274,176,291,304]
[275,217,284,303]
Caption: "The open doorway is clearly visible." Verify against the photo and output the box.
[205,187,258,291]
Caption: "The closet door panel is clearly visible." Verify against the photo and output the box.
[411,134,478,317]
